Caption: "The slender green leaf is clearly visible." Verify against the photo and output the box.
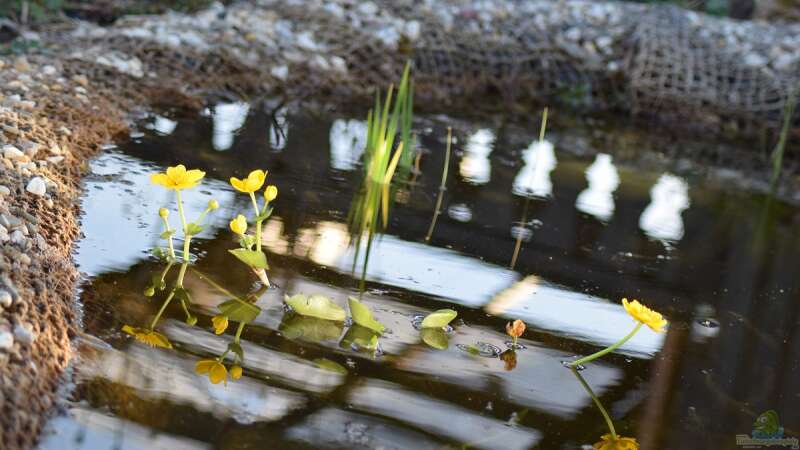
[420,309,458,329]
[347,297,385,334]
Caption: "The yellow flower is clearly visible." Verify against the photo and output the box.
[230,170,267,193]
[159,207,169,218]
[151,165,205,190]
[122,325,172,349]
[208,199,219,210]
[506,319,526,338]
[230,365,243,380]
[593,434,639,450]
[229,215,247,235]
[622,298,667,333]
[212,315,229,335]
[264,185,278,201]
[195,359,228,385]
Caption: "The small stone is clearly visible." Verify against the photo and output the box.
[72,75,89,87]
[744,53,766,67]
[57,126,72,136]
[17,254,30,265]
[3,145,26,161]
[0,186,10,196]
[13,57,31,72]
[9,230,25,245]
[42,65,57,76]
[0,225,8,243]
[0,332,13,351]
[46,156,64,164]
[271,65,289,80]
[13,324,35,346]
[26,177,46,196]
[0,290,11,308]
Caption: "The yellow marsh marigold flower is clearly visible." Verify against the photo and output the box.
[264,185,278,201]
[230,169,267,193]
[151,165,205,190]
[622,298,667,333]
[195,359,228,385]
[122,325,172,349]
[506,319,526,338]
[593,434,639,450]
[212,315,229,335]
[230,365,243,380]
[159,207,169,218]
[229,215,247,235]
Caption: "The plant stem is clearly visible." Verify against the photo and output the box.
[571,367,617,440]
[234,322,245,342]
[570,322,642,368]
[249,192,263,253]
[249,192,260,216]
[176,190,191,263]
[161,216,176,260]
[176,261,189,287]
[770,86,798,192]
[150,290,176,329]
[426,127,452,242]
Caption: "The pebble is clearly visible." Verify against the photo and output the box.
[3,146,26,161]
[73,75,89,87]
[26,177,46,196]
[13,57,31,72]
[42,65,57,76]
[13,324,35,346]
[9,230,26,245]
[0,290,11,308]
[0,225,8,243]
[0,331,13,351]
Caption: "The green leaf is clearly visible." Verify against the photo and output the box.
[340,324,380,351]
[151,247,170,261]
[420,309,458,329]
[186,222,204,236]
[313,358,348,375]
[160,230,175,239]
[218,298,262,323]
[347,297,386,334]
[254,206,274,222]
[229,248,269,269]
[284,294,346,321]
[239,234,256,250]
[421,328,449,350]
[280,314,343,343]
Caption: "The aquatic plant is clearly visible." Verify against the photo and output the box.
[769,86,798,191]
[571,367,639,449]
[425,127,452,242]
[349,61,415,290]
[420,308,457,328]
[569,298,666,368]
[227,169,278,286]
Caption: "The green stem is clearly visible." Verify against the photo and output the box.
[249,192,263,253]
[234,322,245,343]
[176,190,192,263]
[150,290,176,329]
[571,367,617,440]
[216,349,230,363]
[570,323,642,368]
[176,261,189,287]
[161,216,176,260]
[159,261,174,285]
[191,268,240,299]
[249,192,260,216]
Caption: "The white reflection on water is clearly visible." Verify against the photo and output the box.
[639,174,690,242]
[329,119,367,170]
[145,115,178,136]
[269,107,289,151]
[459,129,495,184]
[212,102,250,151]
[575,154,619,222]
[512,139,557,198]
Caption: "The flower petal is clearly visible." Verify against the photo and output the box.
[209,363,228,384]
[195,359,216,374]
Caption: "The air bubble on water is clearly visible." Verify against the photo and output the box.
[561,360,586,371]
[504,341,526,350]
[345,358,356,368]
[410,314,425,330]
[457,342,502,358]
[442,325,454,334]
[697,318,719,328]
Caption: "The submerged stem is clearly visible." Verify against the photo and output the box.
[570,322,642,368]
[425,127,452,242]
[150,290,176,329]
[571,367,617,440]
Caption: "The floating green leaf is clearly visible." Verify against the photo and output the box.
[280,314,343,343]
[420,309,457,329]
[348,297,385,334]
[421,328,449,350]
[340,324,380,351]
[229,248,269,269]
[218,298,262,323]
[313,358,348,375]
[186,222,204,236]
[284,294,346,321]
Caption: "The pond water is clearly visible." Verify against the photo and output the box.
[37,103,800,450]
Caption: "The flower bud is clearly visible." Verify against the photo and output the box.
[264,185,278,202]
[144,286,155,297]
[229,215,247,235]
[159,207,169,218]
[230,365,243,380]
[186,315,198,326]
[208,199,219,210]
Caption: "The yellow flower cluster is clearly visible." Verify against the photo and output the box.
[622,298,667,333]
[195,359,243,385]
[122,325,172,349]
[151,165,205,190]
[229,169,278,200]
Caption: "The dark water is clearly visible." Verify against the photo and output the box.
[38,103,800,450]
